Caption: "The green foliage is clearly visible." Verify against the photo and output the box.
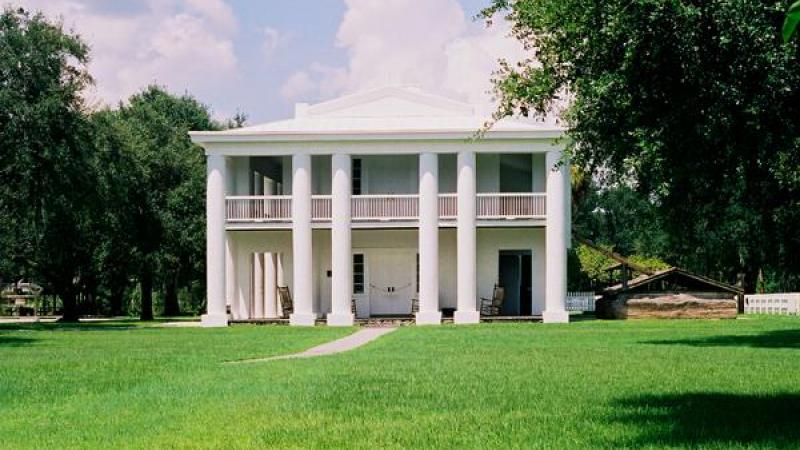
[0,8,95,320]
[114,85,219,318]
[783,0,800,42]
[570,243,670,290]
[2,318,800,448]
[485,0,800,291]
[0,7,239,318]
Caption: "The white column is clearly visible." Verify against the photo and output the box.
[263,177,278,318]
[235,248,251,320]
[225,237,237,319]
[328,154,355,326]
[264,253,278,317]
[565,155,572,249]
[417,152,442,325]
[544,149,569,323]
[253,253,264,318]
[202,154,228,327]
[290,153,315,326]
[455,150,479,324]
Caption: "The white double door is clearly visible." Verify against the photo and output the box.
[366,248,416,316]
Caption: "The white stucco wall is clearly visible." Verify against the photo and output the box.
[229,152,546,197]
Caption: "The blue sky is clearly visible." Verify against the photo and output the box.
[16,0,524,124]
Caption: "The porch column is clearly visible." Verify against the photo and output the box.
[263,178,279,318]
[290,153,315,326]
[252,174,265,318]
[544,150,569,323]
[202,154,228,327]
[417,152,442,325]
[328,153,355,326]
[253,253,264,318]
[264,253,278,317]
[455,150,479,324]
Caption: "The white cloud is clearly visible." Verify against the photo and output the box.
[183,0,237,33]
[262,26,293,61]
[15,0,239,109]
[280,71,315,101]
[280,0,530,112]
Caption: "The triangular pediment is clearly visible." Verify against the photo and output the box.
[301,86,475,119]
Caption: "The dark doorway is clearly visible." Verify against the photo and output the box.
[498,250,532,316]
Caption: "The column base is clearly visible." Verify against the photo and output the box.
[326,313,355,327]
[542,310,570,323]
[289,313,317,326]
[415,310,442,325]
[201,314,228,327]
[454,310,480,324]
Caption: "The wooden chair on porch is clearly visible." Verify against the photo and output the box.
[480,285,505,316]
[277,286,293,318]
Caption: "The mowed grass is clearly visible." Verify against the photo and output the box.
[1,317,799,449]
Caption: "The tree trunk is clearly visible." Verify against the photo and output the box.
[59,291,80,322]
[140,268,154,321]
[163,273,180,317]
[109,284,125,317]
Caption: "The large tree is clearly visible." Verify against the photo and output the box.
[483,0,800,291]
[116,86,216,319]
[0,8,96,320]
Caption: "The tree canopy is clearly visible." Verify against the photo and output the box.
[484,0,800,291]
[0,7,233,319]
[0,8,95,320]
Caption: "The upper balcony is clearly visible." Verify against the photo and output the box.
[225,193,546,229]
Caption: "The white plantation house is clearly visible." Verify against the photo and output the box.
[189,86,571,327]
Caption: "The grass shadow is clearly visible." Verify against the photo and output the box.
[0,321,139,332]
[0,335,37,347]
[643,329,800,349]
[605,392,800,448]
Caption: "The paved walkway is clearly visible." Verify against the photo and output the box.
[229,326,398,364]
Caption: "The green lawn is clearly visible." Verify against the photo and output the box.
[1,316,798,449]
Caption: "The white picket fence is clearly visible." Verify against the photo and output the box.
[566,291,597,312]
[744,293,800,315]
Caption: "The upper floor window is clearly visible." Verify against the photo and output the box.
[352,158,362,195]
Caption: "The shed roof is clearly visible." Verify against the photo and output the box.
[604,267,743,295]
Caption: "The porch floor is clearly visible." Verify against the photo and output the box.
[230,315,543,326]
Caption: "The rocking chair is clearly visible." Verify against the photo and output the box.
[277,286,293,318]
[480,285,505,316]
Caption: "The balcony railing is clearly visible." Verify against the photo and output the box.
[438,193,457,220]
[225,193,546,223]
[226,195,292,222]
[352,194,419,221]
[477,193,546,219]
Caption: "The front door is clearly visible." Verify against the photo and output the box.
[498,250,533,316]
[368,249,416,316]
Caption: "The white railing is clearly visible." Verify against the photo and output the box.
[477,193,546,219]
[312,195,331,221]
[566,292,597,312]
[352,194,419,221]
[226,196,291,222]
[744,293,800,315]
[438,194,457,219]
[226,192,547,223]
